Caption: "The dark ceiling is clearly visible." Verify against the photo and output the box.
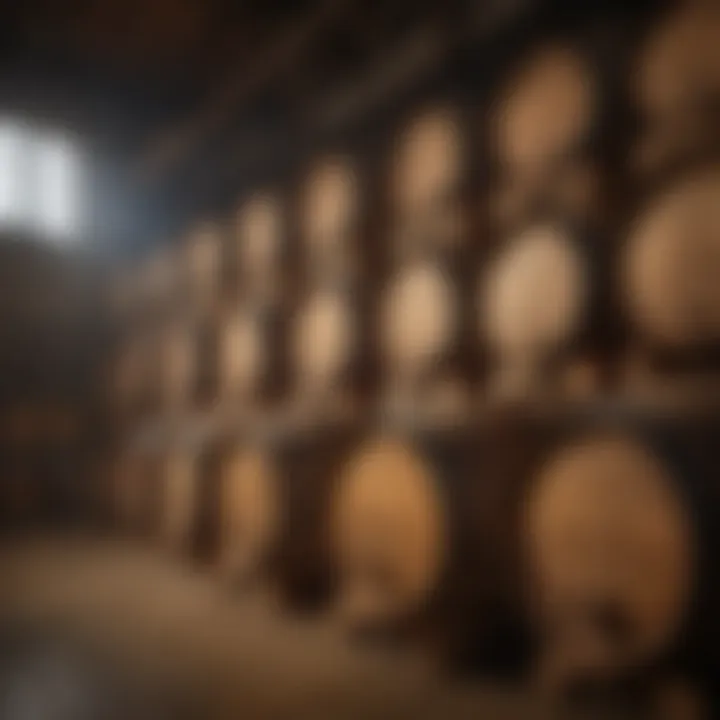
[0,0,664,257]
[1,0,462,160]
[0,0,542,253]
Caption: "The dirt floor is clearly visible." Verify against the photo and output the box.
[0,536,568,720]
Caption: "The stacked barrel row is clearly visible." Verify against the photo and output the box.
[107,1,720,715]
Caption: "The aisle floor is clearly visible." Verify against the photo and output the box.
[0,536,558,720]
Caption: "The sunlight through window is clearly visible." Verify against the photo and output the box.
[0,123,30,228]
[0,120,83,242]
[35,135,82,240]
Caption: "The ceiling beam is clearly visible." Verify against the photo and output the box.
[308,23,446,130]
[157,0,540,212]
[133,0,354,184]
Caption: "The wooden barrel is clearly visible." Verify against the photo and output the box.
[213,420,363,611]
[329,398,720,690]
[216,442,281,586]
[194,314,224,413]
[156,310,230,417]
[332,437,449,632]
[156,436,229,563]
[389,105,465,261]
[379,256,476,416]
[289,287,363,419]
[520,403,720,711]
[489,42,602,232]
[329,417,531,673]
[159,448,198,556]
[379,102,477,416]
[479,221,617,399]
[183,221,223,316]
[633,0,720,182]
[158,318,197,416]
[216,303,286,415]
[157,301,286,420]
[159,310,237,416]
[270,421,364,610]
[217,307,267,408]
[300,155,360,283]
[622,166,720,383]
[234,192,284,307]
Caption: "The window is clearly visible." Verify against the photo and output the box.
[0,122,30,227]
[0,121,83,242]
[35,135,81,240]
